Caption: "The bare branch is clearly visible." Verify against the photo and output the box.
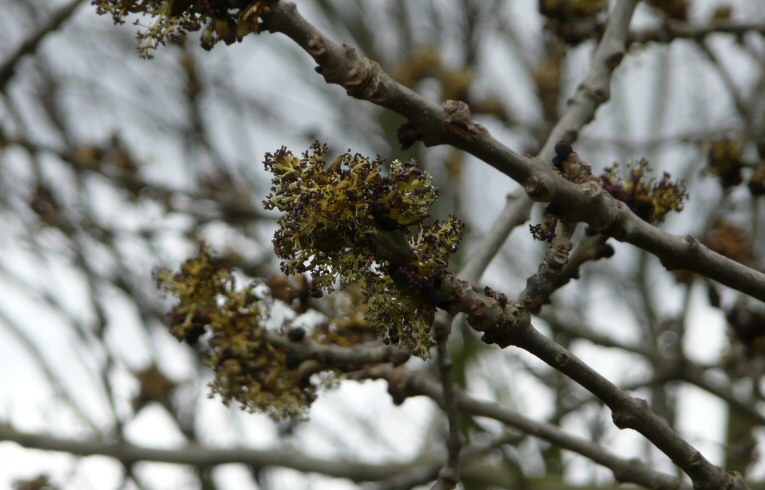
[458,192,533,284]
[0,422,430,483]
[0,0,86,91]
[538,0,639,161]
[431,318,462,490]
[631,20,765,44]
[357,364,691,490]
[429,273,743,489]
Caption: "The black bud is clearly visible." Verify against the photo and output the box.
[288,327,306,342]
[554,141,572,160]
[285,352,302,369]
[707,284,721,308]
[184,325,206,345]
[544,203,560,216]
[481,331,495,344]
[597,243,615,258]
[397,121,424,150]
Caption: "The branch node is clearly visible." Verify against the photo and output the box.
[553,351,570,367]
[584,85,609,104]
[385,367,410,405]
[306,36,326,56]
[605,51,625,69]
[579,180,602,198]
[684,235,703,257]
[362,72,388,103]
[345,58,375,98]
[549,246,569,269]
[442,100,484,140]
[341,43,357,57]
[611,409,634,429]
[523,176,551,201]
[467,297,487,317]
[397,121,424,150]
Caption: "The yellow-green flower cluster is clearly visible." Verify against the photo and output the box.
[705,138,744,189]
[91,0,274,58]
[263,143,463,357]
[598,159,688,224]
[154,245,315,419]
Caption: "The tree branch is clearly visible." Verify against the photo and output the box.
[538,0,639,161]
[0,0,86,91]
[0,422,433,483]
[458,192,533,284]
[631,20,765,45]
[431,318,462,490]
[356,364,691,490]
[261,1,765,303]
[428,273,746,489]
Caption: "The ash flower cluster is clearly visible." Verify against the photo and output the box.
[705,138,744,189]
[154,245,315,419]
[91,0,274,58]
[263,143,463,357]
[598,159,688,224]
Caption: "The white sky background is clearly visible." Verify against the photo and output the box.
[1,0,764,489]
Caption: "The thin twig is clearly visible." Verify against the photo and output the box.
[538,0,640,162]
[631,20,765,45]
[0,0,86,91]
[458,192,533,284]
[0,422,434,483]
[519,220,578,313]
[696,39,756,137]
[357,364,691,490]
[431,318,462,490]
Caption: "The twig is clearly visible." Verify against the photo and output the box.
[357,364,691,490]
[266,332,410,369]
[463,0,635,292]
[520,220,578,313]
[538,0,640,162]
[431,318,462,490]
[0,422,433,483]
[458,192,533,284]
[0,0,86,91]
[631,21,765,45]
